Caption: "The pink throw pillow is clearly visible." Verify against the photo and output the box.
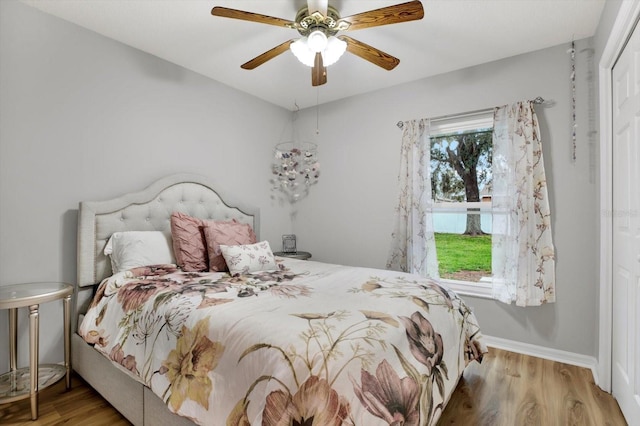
[170,212,207,272]
[203,220,257,272]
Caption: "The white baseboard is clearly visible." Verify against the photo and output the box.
[483,335,601,388]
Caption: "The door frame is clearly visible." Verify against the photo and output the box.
[599,0,640,393]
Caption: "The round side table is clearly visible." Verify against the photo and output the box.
[274,251,312,260]
[0,282,73,420]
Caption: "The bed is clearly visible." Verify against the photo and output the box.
[72,173,486,426]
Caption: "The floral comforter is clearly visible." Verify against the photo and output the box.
[79,258,486,425]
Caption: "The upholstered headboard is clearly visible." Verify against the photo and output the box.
[75,174,260,320]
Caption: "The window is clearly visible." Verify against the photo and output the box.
[430,112,493,297]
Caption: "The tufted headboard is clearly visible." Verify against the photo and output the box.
[75,174,260,320]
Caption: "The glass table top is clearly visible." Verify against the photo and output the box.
[0,282,72,309]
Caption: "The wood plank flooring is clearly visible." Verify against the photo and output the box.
[439,348,627,426]
[0,348,628,425]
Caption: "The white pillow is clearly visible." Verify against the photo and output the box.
[220,241,277,275]
[104,231,175,273]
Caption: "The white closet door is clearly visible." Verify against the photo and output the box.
[611,18,640,423]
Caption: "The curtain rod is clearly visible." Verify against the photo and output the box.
[396,96,547,129]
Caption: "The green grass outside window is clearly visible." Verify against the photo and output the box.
[434,233,492,276]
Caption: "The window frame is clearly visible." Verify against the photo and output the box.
[429,111,494,298]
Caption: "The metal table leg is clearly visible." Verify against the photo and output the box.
[63,294,71,390]
[8,308,17,372]
[29,304,39,420]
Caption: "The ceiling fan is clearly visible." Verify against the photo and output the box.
[211,0,424,86]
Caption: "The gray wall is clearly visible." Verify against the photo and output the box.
[593,0,623,61]
[0,0,290,369]
[293,39,600,357]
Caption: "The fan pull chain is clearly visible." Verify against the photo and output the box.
[316,88,320,135]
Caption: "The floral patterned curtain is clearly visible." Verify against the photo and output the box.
[492,101,556,306]
[386,119,439,278]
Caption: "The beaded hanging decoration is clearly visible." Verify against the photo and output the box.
[271,142,320,203]
[271,103,320,204]
[569,40,577,161]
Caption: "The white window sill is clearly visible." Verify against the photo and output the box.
[440,278,493,299]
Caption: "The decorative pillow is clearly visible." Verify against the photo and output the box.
[203,220,257,271]
[220,241,277,275]
[170,212,207,272]
[104,231,175,273]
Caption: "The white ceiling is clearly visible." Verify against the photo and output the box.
[21,0,605,110]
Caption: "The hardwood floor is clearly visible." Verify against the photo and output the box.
[439,348,628,426]
[0,375,129,426]
[0,348,628,425]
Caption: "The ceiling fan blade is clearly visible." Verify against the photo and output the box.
[312,53,327,86]
[307,0,328,17]
[337,1,424,31]
[211,6,295,28]
[241,40,295,70]
[339,35,400,70]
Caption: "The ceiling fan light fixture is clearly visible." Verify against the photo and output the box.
[307,29,328,52]
[322,36,347,66]
[290,37,316,67]
[291,33,345,68]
